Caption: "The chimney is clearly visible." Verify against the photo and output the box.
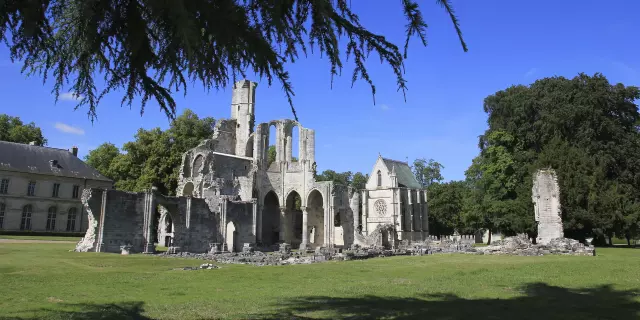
[71,146,78,157]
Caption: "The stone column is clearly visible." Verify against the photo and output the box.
[143,189,156,254]
[300,206,309,251]
[285,135,292,162]
[306,129,315,164]
[408,189,414,230]
[361,190,368,235]
[279,206,287,243]
[251,199,258,243]
[256,204,263,243]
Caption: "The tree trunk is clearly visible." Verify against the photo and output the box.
[487,229,492,245]
[626,235,631,247]
[607,235,613,247]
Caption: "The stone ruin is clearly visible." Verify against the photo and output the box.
[532,168,564,244]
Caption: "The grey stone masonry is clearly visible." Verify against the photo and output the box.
[532,168,564,244]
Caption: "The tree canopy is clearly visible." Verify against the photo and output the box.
[0,0,466,121]
[0,114,47,146]
[465,73,640,243]
[412,158,444,188]
[84,109,215,195]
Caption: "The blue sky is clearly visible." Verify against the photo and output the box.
[1,0,638,181]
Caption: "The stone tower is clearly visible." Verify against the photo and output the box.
[231,80,257,157]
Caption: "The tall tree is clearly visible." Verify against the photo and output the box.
[412,158,444,188]
[84,143,120,180]
[467,73,640,242]
[84,109,215,195]
[0,1,466,121]
[427,180,470,236]
[0,114,47,146]
[351,172,369,190]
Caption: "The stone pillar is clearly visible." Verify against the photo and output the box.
[143,189,157,253]
[286,135,292,162]
[251,199,258,243]
[422,190,429,235]
[300,206,309,251]
[253,125,262,162]
[408,189,414,231]
[350,191,360,234]
[279,206,287,242]
[362,190,368,235]
[306,129,315,164]
[256,204,263,243]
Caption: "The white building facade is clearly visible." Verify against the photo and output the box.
[0,142,113,233]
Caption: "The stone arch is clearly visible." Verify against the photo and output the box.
[182,182,195,197]
[183,153,192,178]
[306,189,325,248]
[267,123,278,166]
[157,208,175,247]
[245,135,254,158]
[261,190,280,246]
[193,154,204,178]
[285,190,303,247]
[225,221,239,252]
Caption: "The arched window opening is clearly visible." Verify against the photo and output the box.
[193,155,204,178]
[377,170,382,187]
[291,125,299,161]
[268,124,277,166]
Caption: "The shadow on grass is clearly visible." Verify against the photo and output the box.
[1,284,638,319]
[254,283,640,320]
[0,301,150,320]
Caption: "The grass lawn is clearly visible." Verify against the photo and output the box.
[0,243,638,320]
[0,235,81,242]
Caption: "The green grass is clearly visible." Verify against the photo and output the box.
[0,243,638,320]
[0,235,81,242]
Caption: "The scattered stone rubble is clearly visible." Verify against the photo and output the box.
[158,234,594,267]
[474,235,595,256]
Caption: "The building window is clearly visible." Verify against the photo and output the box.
[46,207,57,231]
[52,183,60,198]
[67,208,77,231]
[0,178,8,194]
[27,181,36,196]
[0,203,5,229]
[21,205,32,230]
[377,170,382,187]
[72,185,80,199]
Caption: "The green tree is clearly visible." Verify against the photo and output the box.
[427,180,470,236]
[351,172,369,190]
[467,73,640,242]
[0,1,466,121]
[84,109,215,195]
[84,143,120,179]
[412,158,444,188]
[0,114,47,146]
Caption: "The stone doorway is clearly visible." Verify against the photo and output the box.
[307,190,325,248]
[261,191,280,246]
[285,191,302,248]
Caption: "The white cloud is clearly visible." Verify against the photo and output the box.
[54,122,85,135]
[524,68,538,78]
[59,92,84,101]
[379,104,390,111]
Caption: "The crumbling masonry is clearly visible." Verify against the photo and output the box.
[76,80,430,254]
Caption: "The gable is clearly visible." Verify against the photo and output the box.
[365,157,391,189]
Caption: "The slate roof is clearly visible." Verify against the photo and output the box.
[381,157,422,189]
[0,141,112,182]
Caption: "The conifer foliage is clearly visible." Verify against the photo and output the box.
[0,0,466,121]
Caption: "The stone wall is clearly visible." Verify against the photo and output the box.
[77,188,221,254]
[532,169,564,244]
